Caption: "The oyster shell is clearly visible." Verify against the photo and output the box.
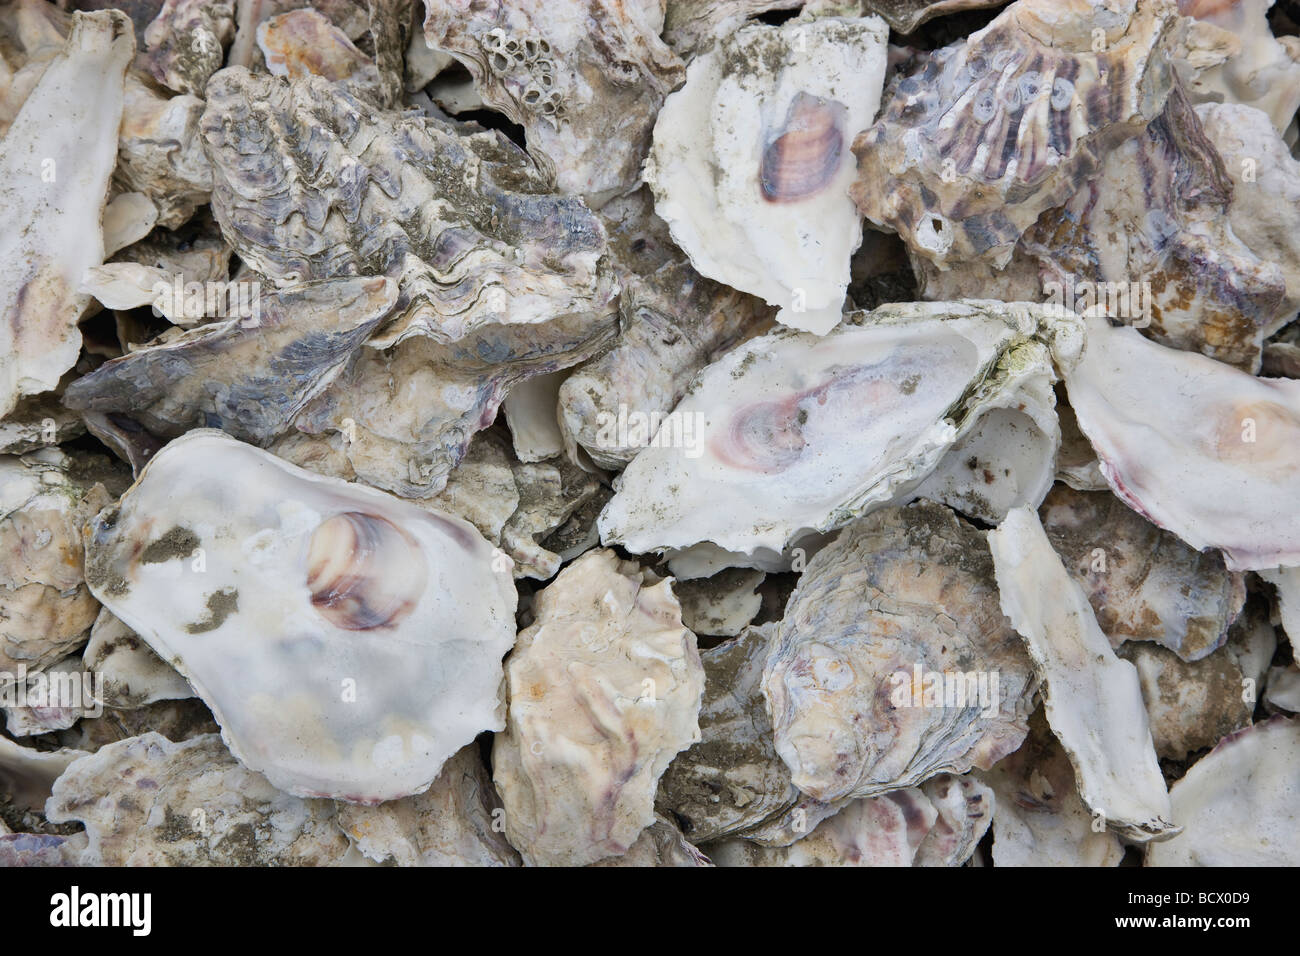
[3,654,98,737]
[589,813,712,867]
[82,607,193,709]
[422,0,686,206]
[83,430,518,803]
[0,449,112,680]
[1065,314,1300,570]
[988,505,1178,841]
[46,732,355,865]
[981,708,1124,866]
[200,67,616,347]
[599,300,1082,568]
[492,549,705,866]
[656,623,802,844]
[335,744,521,866]
[763,502,1038,804]
[64,276,398,446]
[559,261,772,469]
[1116,641,1253,760]
[256,8,386,105]
[0,10,133,417]
[674,568,765,638]
[1175,0,1300,136]
[705,774,992,867]
[1039,485,1245,661]
[645,12,889,333]
[141,0,234,96]
[1147,717,1300,865]
[116,76,213,229]
[852,0,1178,271]
[501,370,566,463]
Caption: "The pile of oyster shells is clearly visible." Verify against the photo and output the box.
[1,0,1298,867]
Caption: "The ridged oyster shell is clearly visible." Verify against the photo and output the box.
[492,549,704,866]
[83,430,518,803]
[46,732,354,865]
[1038,485,1245,661]
[852,0,1179,271]
[763,502,1038,804]
[200,67,616,346]
[63,277,397,446]
[422,0,685,207]
[646,12,889,333]
[599,300,1082,568]
[0,449,113,680]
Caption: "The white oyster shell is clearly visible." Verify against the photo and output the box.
[492,549,704,866]
[0,10,133,417]
[988,505,1178,842]
[83,430,518,803]
[1147,717,1300,865]
[645,13,889,333]
[46,732,355,865]
[600,300,1082,566]
[1065,315,1300,570]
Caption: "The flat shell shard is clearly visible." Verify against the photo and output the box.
[646,14,889,334]
[1064,315,1300,570]
[1147,717,1300,866]
[0,10,133,417]
[82,430,518,803]
[762,503,1038,804]
[1039,485,1245,661]
[199,67,615,346]
[256,8,384,105]
[852,0,1178,270]
[492,550,705,867]
[598,300,1080,565]
[987,506,1178,842]
[46,733,353,865]
[422,0,685,207]
[83,607,193,709]
[63,277,397,446]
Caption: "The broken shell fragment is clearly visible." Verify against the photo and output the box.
[1065,315,1300,570]
[1147,717,1300,865]
[988,505,1179,842]
[82,430,518,803]
[600,301,1081,568]
[0,10,133,417]
[763,502,1038,804]
[46,732,355,865]
[646,13,889,333]
[492,549,704,866]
